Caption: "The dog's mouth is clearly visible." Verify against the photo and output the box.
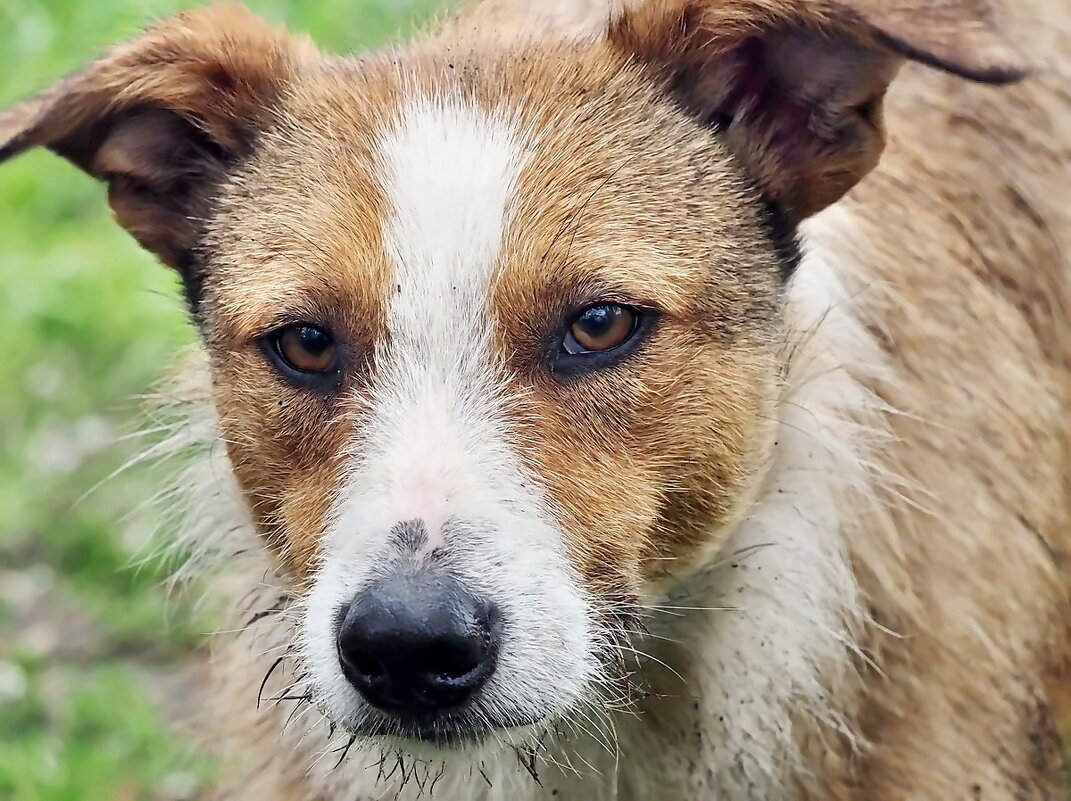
[333,704,546,748]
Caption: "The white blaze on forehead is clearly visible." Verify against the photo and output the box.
[369,95,530,542]
[378,95,527,343]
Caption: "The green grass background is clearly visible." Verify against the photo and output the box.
[0,2,443,799]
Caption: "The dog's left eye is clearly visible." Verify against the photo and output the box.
[268,324,340,378]
[564,304,639,355]
[550,302,651,377]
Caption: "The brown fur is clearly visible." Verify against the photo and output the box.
[829,6,1071,789]
[0,0,1067,798]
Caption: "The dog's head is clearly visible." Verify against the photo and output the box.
[0,0,1021,747]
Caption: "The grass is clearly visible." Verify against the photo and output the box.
[0,1,444,798]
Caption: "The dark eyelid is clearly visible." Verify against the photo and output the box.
[554,291,660,332]
[256,315,334,341]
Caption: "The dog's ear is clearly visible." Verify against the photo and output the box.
[0,3,315,273]
[610,0,1026,221]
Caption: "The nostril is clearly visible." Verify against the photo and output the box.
[420,639,482,682]
[346,649,386,681]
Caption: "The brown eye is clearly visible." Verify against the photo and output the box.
[273,324,339,375]
[565,303,637,354]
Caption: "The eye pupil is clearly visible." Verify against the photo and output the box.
[578,305,616,337]
[296,326,330,355]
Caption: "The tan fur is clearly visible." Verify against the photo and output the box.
[827,2,1071,788]
[0,0,1067,798]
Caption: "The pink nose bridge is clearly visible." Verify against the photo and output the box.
[374,380,481,560]
[384,448,457,559]
[393,470,450,559]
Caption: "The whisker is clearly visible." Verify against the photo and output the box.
[257,655,287,709]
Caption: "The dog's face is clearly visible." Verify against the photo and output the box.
[207,50,795,740]
[0,0,1019,747]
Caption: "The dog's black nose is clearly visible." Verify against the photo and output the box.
[336,572,500,717]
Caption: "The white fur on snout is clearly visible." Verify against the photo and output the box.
[301,94,596,737]
[376,378,471,551]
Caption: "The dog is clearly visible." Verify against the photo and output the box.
[2,0,1068,798]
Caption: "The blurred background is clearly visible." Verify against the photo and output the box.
[0,1,445,799]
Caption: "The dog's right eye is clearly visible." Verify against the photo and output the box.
[266,324,340,382]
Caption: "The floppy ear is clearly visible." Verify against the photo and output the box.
[611,0,1027,221]
[0,3,315,278]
